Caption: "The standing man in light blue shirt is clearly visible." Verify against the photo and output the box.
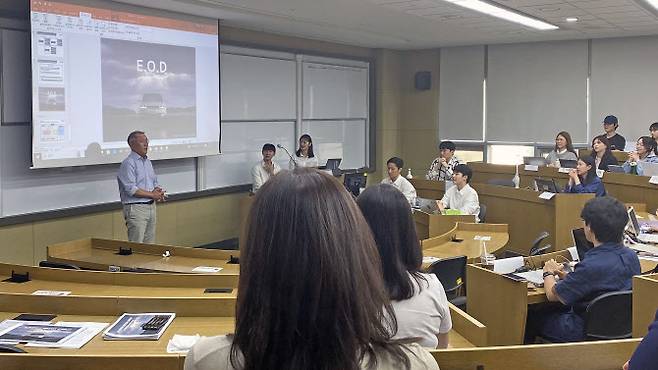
[117,131,165,243]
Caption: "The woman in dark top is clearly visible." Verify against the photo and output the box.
[624,309,658,370]
[565,156,606,197]
[590,135,619,172]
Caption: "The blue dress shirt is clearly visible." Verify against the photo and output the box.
[117,151,159,204]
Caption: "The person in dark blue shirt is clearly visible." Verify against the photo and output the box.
[534,197,641,342]
[624,309,658,370]
[564,156,606,197]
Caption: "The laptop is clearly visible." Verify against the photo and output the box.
[523,156,547,166]
[641,161,658,177]
[572,228,593,261]
[627,207,658,244]
[414,197,439,214]
[607,165,625,173]
[322,158,342,171]
[534,178,561,193]
[559,159,578,169]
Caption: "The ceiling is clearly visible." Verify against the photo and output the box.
[94,0,658,48]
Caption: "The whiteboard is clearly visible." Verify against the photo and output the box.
[301,120,367,169]
[0,125,195,217]
[302,63,368,120]
[202,121,295,189]
[220,53,296,121]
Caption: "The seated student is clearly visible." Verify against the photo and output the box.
[290,134,319,169]
[623,136,658,175]
[602,115,626,151]
[650,122,658,142]
[382,157,417,206]
[565,156,606,197]
[436,164,480,222]
[426,141,461,181]
[357,184,452,349]
[623,309,658,370]
[590,135,619,172]
[251,143,281,193]
[185,169,439,370]
[535,196,641,343]
[546,131,578,166]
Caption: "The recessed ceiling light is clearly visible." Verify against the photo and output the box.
[442,0,559,30]
[565,17,579,22]
[538,7,561,12]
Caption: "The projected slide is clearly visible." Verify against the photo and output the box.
[30,0,220,168]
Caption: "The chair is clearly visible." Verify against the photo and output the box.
[584,290,633,340]
[0,344,25,353]
[428,256,467,310]
[529,244,552,256]
[528,231,550,256]
[478,203,486,223]
[487,178,515,187]
[39,261,81,270]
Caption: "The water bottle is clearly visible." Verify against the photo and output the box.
[512,165,520,189]
[406,168,413,179]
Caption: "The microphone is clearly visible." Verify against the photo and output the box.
[277,144,297,168]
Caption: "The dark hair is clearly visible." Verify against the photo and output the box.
[580,196,628,244]
[295,134,315,158]
[262,143,276,153]
[439,141,456,152]
[636,136,657,156]
[650,122,658,132]
[233,168,410,370]
[554,131,576,155]
[577,156,598,185]
[387,157,404,169]
[590,135,615,160]
[453,164,473,183]
[357,184,425,301]
[127,130,145,145]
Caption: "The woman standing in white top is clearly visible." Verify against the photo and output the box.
[290,134,320,169]
[357,184,452,349]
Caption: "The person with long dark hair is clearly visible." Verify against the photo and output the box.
[357,184,452,349]
[290,134,319,169]
[546,131,577,166]
[185,168,439,370]
[565,156,606,197]
[590,135,618,172]
[622,136,658,175]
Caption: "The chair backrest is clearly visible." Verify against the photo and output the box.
[478,203,487,223]
[487,178,515,187]
[39,260,81,270]
[529,244,552,256]
[428,256,467,294]
[585,290,633,340]
[528,231,550,255]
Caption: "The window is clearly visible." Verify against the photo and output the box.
[487,145,535,165]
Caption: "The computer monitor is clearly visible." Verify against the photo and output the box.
[534,178,560,193]
[572,228,593,261]
[343,172,367,197]
[559,159,578,169]
[607,165,625,173]
[524,156,547,166]
[324,158,342,171]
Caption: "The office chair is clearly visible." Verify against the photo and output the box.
[528,231,550,256]
[529,244,552,256]
[486,178,515,187]
[39,261,81,270]
[0,344,26,353]
[478,203,487,223]
[584,290,633,340]
[428,256,467,310]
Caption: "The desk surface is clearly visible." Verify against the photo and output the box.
[422,223,508,267]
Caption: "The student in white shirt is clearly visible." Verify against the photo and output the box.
[381,157,417,206]
[290,134,319,169]
[251,143,281,193]
[436,164,480,222]
[357,184,452,349]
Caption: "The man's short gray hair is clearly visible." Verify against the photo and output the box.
[127,131,145,145]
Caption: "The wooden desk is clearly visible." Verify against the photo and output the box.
[411,179,593,254]
[413,211,476,240]
[47,238,240,275]
[632,273,658,338]
[421,223,508,266]
[0,263,238,297]
[431,338,640,370]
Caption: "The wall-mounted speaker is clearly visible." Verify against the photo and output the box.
[415,71,431,90]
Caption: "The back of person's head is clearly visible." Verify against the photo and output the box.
[453,164,473,183]
[438,141,456,152]
[580,196,628,244]
[356,184,424,301]
[578,156,598,184]
[262,143,276,153]
[556,131,576,154]
[234,168,410,370]
[387,157,404,169]
[637,136,657,156]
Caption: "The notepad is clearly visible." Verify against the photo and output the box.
[191,266,223,273]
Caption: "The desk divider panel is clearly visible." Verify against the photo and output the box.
[632,273,658,337]
[0,354,183,370]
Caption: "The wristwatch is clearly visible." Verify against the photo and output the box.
[543,271,554,279]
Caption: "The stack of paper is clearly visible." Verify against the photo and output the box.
[0,320,107,349]
[103,313,175,341]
